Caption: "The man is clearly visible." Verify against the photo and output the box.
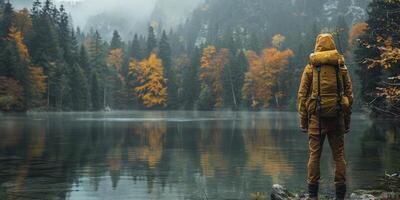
[297,33,353,200]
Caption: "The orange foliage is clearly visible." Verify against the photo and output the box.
[242,48,294,108]
[200,45,230,107]
[348,22,368,48]
[365,38,400,69]
[129,53,167,107]
[107,48,124,72]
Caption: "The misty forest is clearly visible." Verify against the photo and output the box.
[0,0,397,115]
[0,0,400,200]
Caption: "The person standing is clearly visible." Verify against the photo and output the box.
[297,33,353,200]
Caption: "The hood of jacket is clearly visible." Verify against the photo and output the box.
[310,33,344,66]
[314,33,337,52]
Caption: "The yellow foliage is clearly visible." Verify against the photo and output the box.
[129,53,167,107]
[9,26,30,63]
[129,121,166,169]
[200,45,229,107]
[243,119,293,184]
[272,34,286,48]
[242,48,294,108]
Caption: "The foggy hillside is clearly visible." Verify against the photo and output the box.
[10,0,202,39]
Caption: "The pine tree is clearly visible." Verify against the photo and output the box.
[79,44,90,79]
[182,47,200,109]
[354,0,392,104]
[88,31,106,109]
[0,2,17,78]
[159,31,178,109]
[78,44,91,109]
[335,15,349,54]
[146,26,157,58]
[91,72,101,111]
[0,2,14,39]
[110,30,122,50]
[131,34,143,60]
[58,5,73,64]
[69,63,88,110]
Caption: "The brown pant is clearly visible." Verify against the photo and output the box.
[307,129,346,185]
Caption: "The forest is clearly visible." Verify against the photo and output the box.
[0,0,399,117]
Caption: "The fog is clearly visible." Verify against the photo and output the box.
[11,0,202,39]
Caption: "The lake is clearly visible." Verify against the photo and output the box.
[0,111,399,200]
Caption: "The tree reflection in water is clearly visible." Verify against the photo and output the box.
[0,112,399,199]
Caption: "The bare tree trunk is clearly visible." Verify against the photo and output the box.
[47,83,50,110]
[228,66,237,108]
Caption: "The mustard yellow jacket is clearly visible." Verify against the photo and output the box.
[297,34,353,132]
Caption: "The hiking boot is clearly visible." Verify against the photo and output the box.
[308,183,319,200]
[335,184,346,200]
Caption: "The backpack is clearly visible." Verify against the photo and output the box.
[305,50,350,118]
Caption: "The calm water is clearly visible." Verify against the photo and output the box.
[0,111,399,200]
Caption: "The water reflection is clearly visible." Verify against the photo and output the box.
[0,112,399,200]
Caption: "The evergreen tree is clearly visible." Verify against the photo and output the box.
[69,63,88,110]
[182,47,200,109]
[58,5,73,64]
[0,2,14,39]
[335,15,349,54]
[131,34,143,60]
[91,72,101,110]
[88,31,106,109]
[354,0,398,104]
[78,44,91,109]
[0,2,16,78]
[79,44,90,79]
[159,31,178,108]
[110,30,122,50]
[146,26,157,58]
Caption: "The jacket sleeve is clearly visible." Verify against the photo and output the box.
[341,65,353,130]
[297,65,312,127]
[341,65,353,106]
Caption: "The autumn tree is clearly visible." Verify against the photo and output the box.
[354,0,400,116]
[9,26,47,108]
[129,53,167,108]
[242,48,294,109]
[199,45,230,109]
